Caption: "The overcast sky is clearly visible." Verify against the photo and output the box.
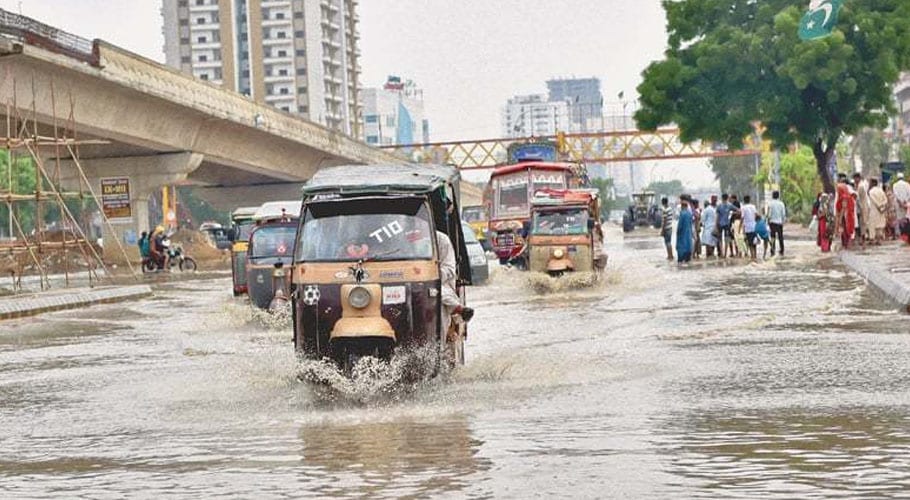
[0,1,715,187]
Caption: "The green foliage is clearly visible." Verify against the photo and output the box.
[852,128,892,176]
[709,154,759,197]
[756,147,822,223]
[589,177,618,219]
[636,0,910,192]
[176,187,229,227]
[645,179,685,198]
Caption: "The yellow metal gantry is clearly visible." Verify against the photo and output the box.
[381,128,762,170]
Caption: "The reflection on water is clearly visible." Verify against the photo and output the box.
[299,416,490,498]
[658,408,910,498]
[1,237,909,497]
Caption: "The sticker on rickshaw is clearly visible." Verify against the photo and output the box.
[303,285,321,305]
[383,286,406,305]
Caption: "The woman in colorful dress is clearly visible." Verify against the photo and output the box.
[835,181,856,250]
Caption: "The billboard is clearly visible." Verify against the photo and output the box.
[100,177,132,222]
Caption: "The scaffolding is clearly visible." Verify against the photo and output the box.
[1,70,136,292]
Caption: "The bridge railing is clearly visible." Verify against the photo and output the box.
[381,129,761,170]
[0,8,98,66]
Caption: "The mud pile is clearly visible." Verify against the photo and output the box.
[169,229,228,264]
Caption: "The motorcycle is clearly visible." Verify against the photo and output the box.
[143,241,197,273]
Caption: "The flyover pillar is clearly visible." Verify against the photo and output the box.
[58,153,204,264]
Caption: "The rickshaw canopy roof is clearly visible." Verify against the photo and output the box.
[491,162,578,177]
[253,200,303,222]
[303,164,459,196]
[231,206,260,220]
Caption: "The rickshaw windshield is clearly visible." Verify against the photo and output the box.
[235,222,255,241]
[532,209,589,236]
[249,225,296,259]
[297,197,435,262]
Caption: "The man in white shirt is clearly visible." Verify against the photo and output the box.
[766,191,787,257]
[894,173,910,214]
[741,195,758,261]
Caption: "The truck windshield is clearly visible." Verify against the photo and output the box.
[249,225,296,260]
[297,198,435,262]
[532,209,588,236]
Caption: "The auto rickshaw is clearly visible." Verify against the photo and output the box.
[461,205,490,252]
[528,189,607,277]
[246,201,302,311]
[291,164,472,373]
[230,206,259,296]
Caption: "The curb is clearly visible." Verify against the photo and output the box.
[0,285,154,321]
[839,252,910,313]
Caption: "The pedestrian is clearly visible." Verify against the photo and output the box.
[885,183,898,239]
[729,194,742,257]
[741,195,758,261]
[867,178,887,244]
[701,195,718,258]
[755,214,771,260]
[854,173,871,246]
[660,197,674,261]
[835,176,856,249]
[692,199,702,259]
[676,195,694,264]
[715,193,734,258]
[894,173,910,209]
[766,190,787,257]
[815,192,834,253]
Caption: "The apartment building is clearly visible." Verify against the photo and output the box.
[361,76,430,146]
[162,0,361,136]
[501,94,570,138]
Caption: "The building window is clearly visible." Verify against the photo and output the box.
[281,106,290,112]
[296,68,306,75]
[298,105,308,113]
[197,18,207,25]
[180,56,191,64]
[366,135,379,144]
[241,70,250,77]
[197,36,207,43]
[294,30,305,38]
[178,0,187,6]
[276,12,285,19]
[198,54,208,62]
[295,49,305,57]
[178,19,189,26]
[294,11,303,19]
[200,74,209,81]
[279,87,289,95]
[277,50,287,57]
[180,37,190,44]
[195,0,205,5]
[297,86,307,94]
[278,69,288,76]
[364,114,378,123]
[277,32,287,39]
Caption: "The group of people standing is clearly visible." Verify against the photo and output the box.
[661,192,787,264]
[816,172,910,252]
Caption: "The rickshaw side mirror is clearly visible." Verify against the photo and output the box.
[587,219,596,231]
[226,228,237,241]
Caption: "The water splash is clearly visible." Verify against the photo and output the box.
[296,344,445,404]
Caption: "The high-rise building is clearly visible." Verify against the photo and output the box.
[162,0,361,136]
[546,77,604,132]
[501,94,570,138]
[361,76,430,146]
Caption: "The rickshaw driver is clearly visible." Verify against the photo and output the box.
[436,229,474,328]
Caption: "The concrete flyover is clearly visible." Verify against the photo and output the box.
[0,30,403,259]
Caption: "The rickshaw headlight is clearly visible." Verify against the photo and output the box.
[552,248,566,259]
[348,286,372,309]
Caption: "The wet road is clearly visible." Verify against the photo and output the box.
[1,231,908,498]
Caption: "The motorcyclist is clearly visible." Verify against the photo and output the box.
[151,226,169,271]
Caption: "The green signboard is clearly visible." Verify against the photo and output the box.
[799,0,844,41]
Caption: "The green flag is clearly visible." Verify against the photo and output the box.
[799,0,844,41]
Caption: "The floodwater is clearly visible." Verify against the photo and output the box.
[1,229,908,498]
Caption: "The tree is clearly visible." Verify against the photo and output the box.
[755,147,822,223]
[636,1,910,193]
[589,177,617,219]
[852,128,891,176]
[709,154,759,197]
[645,179,685,198]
